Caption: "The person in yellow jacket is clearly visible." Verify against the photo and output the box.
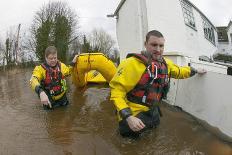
[30,46,77,110]
[109,30,207,138]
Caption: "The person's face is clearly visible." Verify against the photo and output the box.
[144,36,165,60]
[45,53,57,67]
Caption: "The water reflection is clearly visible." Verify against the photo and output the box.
[81,87,110,114]
[0,68,231,155]
[45,108,74,145]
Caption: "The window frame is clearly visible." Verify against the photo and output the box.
[202,16,216,46]
[180,0,197,30]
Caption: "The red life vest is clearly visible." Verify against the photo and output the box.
[41,62,66,96]
[126,53,170,107]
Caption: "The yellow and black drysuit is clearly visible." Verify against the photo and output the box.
[30,61,74,109]
[109,53,197,137]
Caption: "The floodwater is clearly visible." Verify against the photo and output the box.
[0,68,231,155]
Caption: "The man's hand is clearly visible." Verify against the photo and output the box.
[197,68,207,75]
[39,91,52,108]
[126,116,145,132]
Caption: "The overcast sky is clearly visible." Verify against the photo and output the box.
[190,0,232,26]
[0,0,231,42]
[0,0,120,40]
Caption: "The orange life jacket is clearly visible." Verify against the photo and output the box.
[126,53,170,107]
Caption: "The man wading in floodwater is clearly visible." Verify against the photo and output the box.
[30,46,77,110]
[109,30,207,138]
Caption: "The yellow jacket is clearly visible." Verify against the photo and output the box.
[30,62,73,101]
[109,56,192,121]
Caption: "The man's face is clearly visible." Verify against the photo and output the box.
[45,53,57,67]
[144,36,165,60]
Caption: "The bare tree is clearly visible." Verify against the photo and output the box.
[88,28,115,56]
[0,40,4,65]
[110,48,120,65]
[4,28,18,65]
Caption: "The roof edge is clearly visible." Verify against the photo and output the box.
[113,0,216,30]
[226,21,232,30]
[185,0,216,29]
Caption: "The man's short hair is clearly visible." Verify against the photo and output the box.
[45,46,57,57]
[145,30,164,42]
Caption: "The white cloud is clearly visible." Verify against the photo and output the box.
[0,0,120,40]
[190,0,232,26]
[0,0,231,43]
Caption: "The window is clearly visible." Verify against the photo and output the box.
[202,17,215,45]
[180,0,196,29]
[218,32,223,39]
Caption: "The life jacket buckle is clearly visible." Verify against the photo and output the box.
[142,95,146,103]
[153,65,158,79]
[50,90,54,95]
[147,64,158,79]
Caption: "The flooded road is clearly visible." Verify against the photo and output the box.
[0,68,231,155]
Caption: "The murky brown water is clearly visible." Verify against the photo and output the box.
[0,68,231,155]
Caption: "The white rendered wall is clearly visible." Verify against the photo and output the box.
[174,71,232,140]
[145,0,217,59]
[116,0,148,61]
[145,0,187,55]
[163,53,191,105]
[164,54,231,140]
[190,9,218,57]
[218,42,231,54]
[116,0,218,60]
[224,25,232,54]
[227,24,232,46]
[115,0,231,140]
[163,53,227,105]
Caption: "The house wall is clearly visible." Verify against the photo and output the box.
[163,53,227,105]
[146,0,217,58]
[225,24,232,54]
[216,23,232,54]
[164,54,232,140]
[175,70,232,140]
[227,25,232,45]
[116,0,218,60]
[115,0,232,140]
[116,0,148,60]
[189,8,218,57]
[217,42,231,54]
[146,0,187,55]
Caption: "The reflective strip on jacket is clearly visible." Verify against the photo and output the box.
[30,62,73,101]
[109,56,192,121]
